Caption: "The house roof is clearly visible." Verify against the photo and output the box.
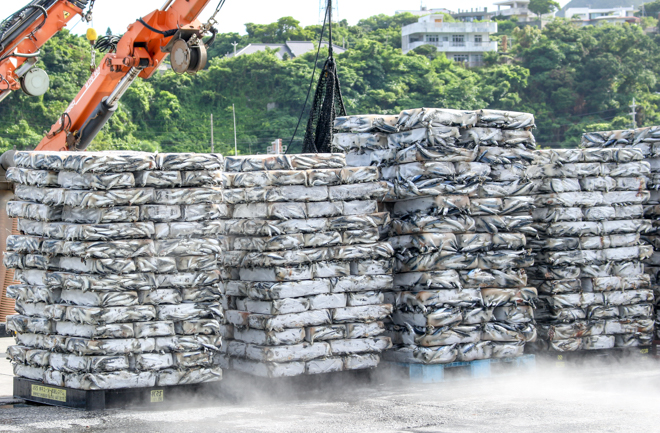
[227,41,346,59]
[556,0,644,17]
[230,43,291,59]
[286,41,316,57]
[592,14,639,20]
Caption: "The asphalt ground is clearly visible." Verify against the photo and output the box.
[0,336,658,433]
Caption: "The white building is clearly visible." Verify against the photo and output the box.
[395,6,454,16]
[494,0,553,22]
[564,6,637,26]
[401,14,497,67]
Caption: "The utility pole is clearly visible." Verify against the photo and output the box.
[319,0,339,24]
[210,114,214,153]
[232,103,238,156]
[629,97,637,129]
[231,41,238,55]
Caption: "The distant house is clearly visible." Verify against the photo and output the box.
[395,6,454,16]
[452,7,495,23]
[493,0,554,21]
[563,6,638,25]
[556,0,646,18]
[157,62,172,74]
[402,13,497,67]
[226,41,346,59]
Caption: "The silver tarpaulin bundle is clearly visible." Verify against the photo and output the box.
[4,151,226,390]
[333,108,538,364]
[216,153,393,377]
[581,128,660,341]
[526,147,654,352]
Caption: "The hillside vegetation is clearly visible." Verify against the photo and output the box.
[1,13,659,153]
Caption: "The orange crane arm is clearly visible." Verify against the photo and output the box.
[36,0,217,152]
[0,1,91,103]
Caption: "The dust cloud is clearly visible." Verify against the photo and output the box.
[1,354,659,433]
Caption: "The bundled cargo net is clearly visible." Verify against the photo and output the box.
[581,127,660,340]
[4,151,226,390]
[216,153,394,377]
[526,147,654,352]
[333,108,539,364]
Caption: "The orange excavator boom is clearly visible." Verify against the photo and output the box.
[36,0,218,152]
[0,1,93,104]
[0,0,221,321]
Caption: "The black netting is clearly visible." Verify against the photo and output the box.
[302,56,346,154]
[297,0,346,154]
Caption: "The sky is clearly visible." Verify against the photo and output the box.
[53,0,573,37]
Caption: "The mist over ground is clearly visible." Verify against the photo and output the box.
[0,356,658,432]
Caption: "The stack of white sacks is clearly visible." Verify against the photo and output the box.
[582,127,660,341]
[528,147,655,351]
[217,154,394,377]
[4,151,225,390]
[334,108,539,364]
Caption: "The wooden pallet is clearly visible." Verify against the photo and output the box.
[13,377,219,411]
[385,355,536,384]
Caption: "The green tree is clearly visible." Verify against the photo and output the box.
[638,0,660,18]
[410,44,440,60]
[356,12,421,30]
[245,17,312,43]
[528,0,560,17]
[493,16,519,36]
[641,16,658,29]
[3,14,660,152]
[207,32,248,59]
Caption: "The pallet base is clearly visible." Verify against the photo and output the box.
[532,345,653,365]
[0,322,9,338]
[385,355,536,384]
[651,340,660,357]
[13,377,219,411]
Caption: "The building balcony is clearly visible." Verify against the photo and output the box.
[402,21,498,36]
[405,40,498,53]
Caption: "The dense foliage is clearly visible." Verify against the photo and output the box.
[528,0,561,17]
[1,12,660,153]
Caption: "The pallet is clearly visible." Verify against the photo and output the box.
[651,340,660,357]
[537,346,653,366]
[13,377,219,411]
[385,355,536,384]
[0,322,10,338]
[219,368,375,403]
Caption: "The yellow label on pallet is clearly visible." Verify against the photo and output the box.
[31,385,66,402]
[640,348,649,354]
[150,390,164,403]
